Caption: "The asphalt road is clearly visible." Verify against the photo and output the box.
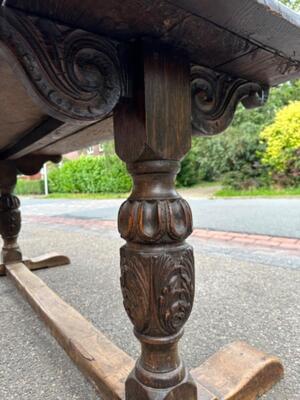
[20,197,300,238]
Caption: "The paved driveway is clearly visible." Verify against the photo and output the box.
[0,221,299,399]
[21,197,300,238]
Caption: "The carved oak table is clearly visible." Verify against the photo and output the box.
[1,1,299,399]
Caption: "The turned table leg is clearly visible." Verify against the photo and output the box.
[118,160,197,400]
[0,161,22,266]
[114,41,197,400]
[0,160,70,275]
[113,40,283,400]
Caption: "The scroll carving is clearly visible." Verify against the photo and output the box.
[0,8,127,123]
[191,65,269,136]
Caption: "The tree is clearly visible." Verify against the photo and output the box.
[260,101,300,186]
[280,0,300,11]
[232,80,300,137]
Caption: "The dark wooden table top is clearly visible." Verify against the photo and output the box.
[1,0,300,160]
[6,0,300,85]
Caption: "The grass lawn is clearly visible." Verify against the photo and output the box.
[43,182,221,199]
[45,192,129,200]
[216,186,300,197]
[33,183,300,199]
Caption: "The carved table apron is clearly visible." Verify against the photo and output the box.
[1,2,295,399]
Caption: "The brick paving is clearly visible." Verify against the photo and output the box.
[24,215,300,252]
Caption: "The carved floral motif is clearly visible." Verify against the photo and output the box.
[120,254,150,332]
[157,248,194,335]
[120,247,194,336]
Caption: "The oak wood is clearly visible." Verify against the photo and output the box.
[218,48,300,86]
[114,42,197,400]
[191,341,284,400]
[171,0,300,61]
[0,59,46,151]
[160,13,255,69]
[0,252,70,276]
[0,161,22,265]
[0,116,114,160]
[2,1,300,159]
[114,42,191,163]
[0,118,63,159]
[34,117,115,157]
[15,155,61,175]
[4,261,284,400]
[6,0,300,85]
[0,7,124,125]
[0,163,61,270]
[6,262,135,400]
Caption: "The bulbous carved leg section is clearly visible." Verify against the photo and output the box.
[0,193,22,265]
[118,160,197,400]
[120,247,194,339]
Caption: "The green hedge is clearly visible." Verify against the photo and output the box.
[48,155,132,193]
[15,179,44,195]
[177,126,269,189]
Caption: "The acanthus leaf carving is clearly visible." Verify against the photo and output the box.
[157,248,195,335]
[191,65,269,136]
[120,247,194,337]
[120,251,151,333]
[0,8,128,123]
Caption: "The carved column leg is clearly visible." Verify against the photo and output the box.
[118,161,196,400]
[0,161,22,266]
[114,42,197,400]
[0,160,70,275]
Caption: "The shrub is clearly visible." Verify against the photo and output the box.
[177,126,269,188]
[260,101,300,171]
[260,101,300,186]
[48,155,132,193]
[15,179,44,195]
[177,135,231,186]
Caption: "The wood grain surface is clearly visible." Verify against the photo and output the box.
[0,59,45,151]
[2,1,300,159]
[6,0,300,85]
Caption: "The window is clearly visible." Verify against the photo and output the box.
[87,146,94,155]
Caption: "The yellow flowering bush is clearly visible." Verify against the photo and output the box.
[260,101,300,173]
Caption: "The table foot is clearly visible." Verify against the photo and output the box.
[191,341,284,400]
[0,252,70,276]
